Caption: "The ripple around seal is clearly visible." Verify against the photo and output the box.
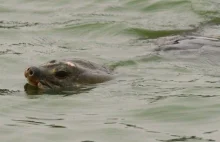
[0,89,20,95]
[141,0,191,12]
[0,21,39,29]
[0,95,83,130]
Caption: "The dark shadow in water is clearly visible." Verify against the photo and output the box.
[12,119,66,128]
[148,93,219,104]
[158,136,215,142]
[119,122,161,134]
[46,124,66,128]
[0,49,22,55]
[118,122,215,141]
[12,119,45,125]
[24,83,96,97]
[26,116,64,121]
[203,130,218,134]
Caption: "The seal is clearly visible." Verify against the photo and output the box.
[24,59,113,90]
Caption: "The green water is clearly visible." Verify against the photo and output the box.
[1,0,220,142]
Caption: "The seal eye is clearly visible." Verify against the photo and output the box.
[55,71,68,79]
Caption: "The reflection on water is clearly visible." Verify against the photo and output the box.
[24,83,96,96]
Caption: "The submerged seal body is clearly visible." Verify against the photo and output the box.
[155,36,220,51]
[24,59,113,90]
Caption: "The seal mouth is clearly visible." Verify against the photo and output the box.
[26,77,39,87]
[38,80,52,89]
[26,79,51,90]
[25,74,50,90]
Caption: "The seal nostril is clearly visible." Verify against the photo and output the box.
[29,70,34,76]
[27,68,34,76]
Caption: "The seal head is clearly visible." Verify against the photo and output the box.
[24,59,113,90]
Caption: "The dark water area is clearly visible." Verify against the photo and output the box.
[1,0,220,142]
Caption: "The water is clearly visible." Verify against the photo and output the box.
[1,0,220,141]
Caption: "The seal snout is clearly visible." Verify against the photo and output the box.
[24,66,43,87]
[24,66,41,78]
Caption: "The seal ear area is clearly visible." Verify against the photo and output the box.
[64,61,76,67]
[41,60,59,67]
[49,60,56,63]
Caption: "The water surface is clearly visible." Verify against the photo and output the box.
[1,0,220,142]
